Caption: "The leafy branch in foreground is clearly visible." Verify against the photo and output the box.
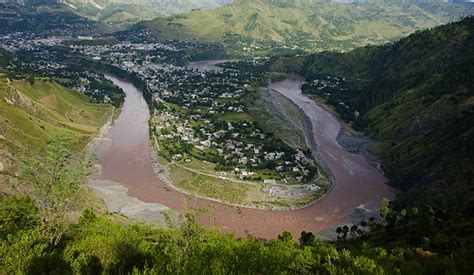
[17,132,89,247]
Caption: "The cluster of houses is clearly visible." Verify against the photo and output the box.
[155,107,317,183]
[1,33,320,185]
[69,41,189,65]
[70,40,320,184]
[0,33,123,105]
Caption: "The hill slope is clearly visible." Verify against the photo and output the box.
[0,1,107,34]
[134,0,474,55]
[273,16,474,209]
[0,75,112,180]
[59,0,232,27]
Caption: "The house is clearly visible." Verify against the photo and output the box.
[264,179,276,184]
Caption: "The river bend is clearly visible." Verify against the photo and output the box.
[95,72,398,239]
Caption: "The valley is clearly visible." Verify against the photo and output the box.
[271,16,474,209]
[0,2,473,273]
[88,67,397,239]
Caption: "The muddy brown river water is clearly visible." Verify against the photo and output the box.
[97,71,398,239]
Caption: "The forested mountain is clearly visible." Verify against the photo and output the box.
[132,0,474,55]
[0,0,106,34]
[0,0,232,30]
[272,16,474,209]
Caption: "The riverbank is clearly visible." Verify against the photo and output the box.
[268,76,398,209]
[146,61,330,211]
[88,66,397,240]
[86,74,177,227]
[149,130,330,211]
[305,93,384,170]
[188,59,240,72]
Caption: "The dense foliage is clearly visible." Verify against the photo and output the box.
[1,136,473,274]
[1,193,473,273]
[273,16,474,210]
[0,1,102,35]
[0,49,12,68]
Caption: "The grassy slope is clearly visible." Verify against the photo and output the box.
[0,76,111,175]
[61,0,232,27]
[138,0,474,53]
[278,17,474,209]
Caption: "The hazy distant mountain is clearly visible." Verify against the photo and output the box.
[0,0,233,29]
[58,0,233,27]
[130,0,474,55]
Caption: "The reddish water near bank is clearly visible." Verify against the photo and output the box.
[97,73,398,239]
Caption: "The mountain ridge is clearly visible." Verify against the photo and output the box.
[131,0,474,55]
[59,0,233,27]
[0,0,234,28]
[271,16,474,209]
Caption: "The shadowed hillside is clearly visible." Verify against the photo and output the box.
[272,16,474,209]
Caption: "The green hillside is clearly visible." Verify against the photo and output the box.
[135,0,474,55]
[0,75,112,177]
[273,16,474,209]
[59,0,232,28]
[0,1,109,34]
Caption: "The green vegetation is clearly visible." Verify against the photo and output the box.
[0,1,107,34]
[0,49,12,68]
[136,0,474,56]
[272,17,474,210]
[58,0,232,28]
[1,139,473,273]
[0,15,473,271]
[218,112,252,122]
[17,134,89,247]
[170,164,251,205]
[0,75,111,178]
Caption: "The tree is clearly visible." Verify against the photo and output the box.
[18,132,89,247]
[350,225,358,237]
[0,196,38,238]
[26,75,35,85]
[278,231,294,244]
[299,231,316,247]
[379,198,391,219]
[342,226,349,239]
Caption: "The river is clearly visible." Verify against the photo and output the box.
[188,59,239,72]
[94,70,398,239]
